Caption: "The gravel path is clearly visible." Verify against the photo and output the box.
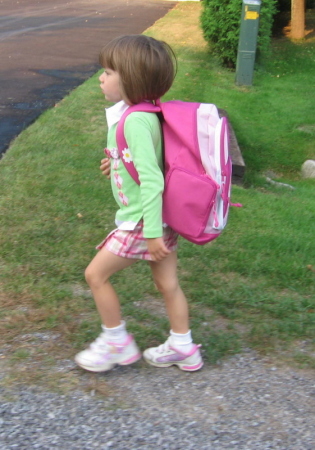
[1,350,315,449]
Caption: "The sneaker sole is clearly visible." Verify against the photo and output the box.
[75,352,142,373]
[143,355,204,372]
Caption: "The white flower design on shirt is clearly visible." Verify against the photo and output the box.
[122,148,133,163]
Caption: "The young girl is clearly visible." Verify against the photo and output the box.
[75,35,203,373]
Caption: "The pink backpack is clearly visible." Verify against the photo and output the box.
[116,99,232,245]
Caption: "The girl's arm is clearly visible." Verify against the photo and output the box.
[124,113,164,239]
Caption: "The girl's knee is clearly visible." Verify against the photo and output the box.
[85,264,107,289]
[154,276,179,297]
[84,264,94,287]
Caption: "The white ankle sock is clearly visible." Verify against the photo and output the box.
[102,321,128,344]
[169,329,194,353]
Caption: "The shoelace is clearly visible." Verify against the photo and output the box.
[156,339,172,354]
[90,333,109,352]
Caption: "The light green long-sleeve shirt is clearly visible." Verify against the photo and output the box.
[106,106,164,238]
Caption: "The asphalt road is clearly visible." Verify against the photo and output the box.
[0,0,176,156]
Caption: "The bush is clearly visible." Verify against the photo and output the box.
[201,0,278,68]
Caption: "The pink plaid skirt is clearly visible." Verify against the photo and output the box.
[96,222,178,261]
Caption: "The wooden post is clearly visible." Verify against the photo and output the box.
[291,0,305,39]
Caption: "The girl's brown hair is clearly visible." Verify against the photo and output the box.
[99,35,177,105]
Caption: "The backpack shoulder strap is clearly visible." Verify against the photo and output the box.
[116,102,161,185]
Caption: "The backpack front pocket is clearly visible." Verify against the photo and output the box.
[162,167,218,241]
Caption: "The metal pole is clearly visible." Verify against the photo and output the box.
[235,0,261,86]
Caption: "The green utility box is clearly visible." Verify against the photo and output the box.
[235,0,261,86]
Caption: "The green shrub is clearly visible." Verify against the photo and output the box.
[201,0,278,68]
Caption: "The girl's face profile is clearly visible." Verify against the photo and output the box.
[99,69,123,103]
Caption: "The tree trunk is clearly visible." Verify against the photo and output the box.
[291,0,305,39]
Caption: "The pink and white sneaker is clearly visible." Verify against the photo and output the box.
[74,333,141,372]
[143,338,203,372]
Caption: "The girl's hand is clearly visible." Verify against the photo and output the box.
[100,158,111,179]
[146,237,171,262]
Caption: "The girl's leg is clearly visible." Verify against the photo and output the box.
[144,251,203,371]
[85,247,136,328]
[149,251,189,334]
[74,248,141,372]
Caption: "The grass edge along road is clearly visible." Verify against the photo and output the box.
[0,3,315,388]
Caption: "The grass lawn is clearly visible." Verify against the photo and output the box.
[0,3,315,388]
